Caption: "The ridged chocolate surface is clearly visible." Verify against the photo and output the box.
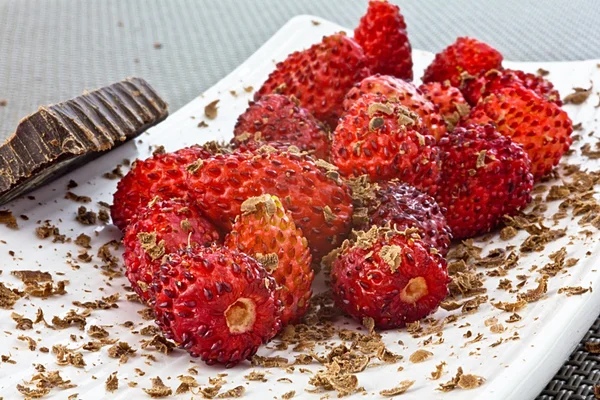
[0,77,168,205]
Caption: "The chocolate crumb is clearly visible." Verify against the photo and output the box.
[76,206,97,225]
[65,191,91,203]
[216,385,245,398]
[0,210,18,229]
[17,335,37,351]
[141,335,175,354]
[409,349,432,363]
[500,226,517,240]
[107,342,136,359]
[282,390,295,399]
[103,165,124,179]
[517,275,548,303]
[106,372,118,392]
[143,377,172,397]
[430,362,446,380]
[175,375,199,394]
[245,371,267,382]
[563,84,593,105]
[585,341,600,353]
[205,100,220,119]
[379,380,415,396]
[88,325,109,339]
[558,286,590,296]
[74,234,92,249]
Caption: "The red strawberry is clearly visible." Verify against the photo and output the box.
[352,178,451,256]
[344,75,446,141]
[232,94,330,160]
[152,246,281,367]
[329,226,449,329]
[225,195,313,325]
[422,37,503,88]
[465,86,573,179]
[419,81,470,131]
[111,146,213,231]
[434,124,534,239]
[462,68,562,106]
[331,94,441,196]
[123,198,222,303]
[354,0,412,80]
[185,148,353,259]
[255,33,371,128]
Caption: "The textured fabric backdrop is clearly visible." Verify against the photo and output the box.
[1,2,600,398]
[1,0,599,140]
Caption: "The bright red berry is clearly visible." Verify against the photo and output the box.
[419,81,470,131]
[123,198,222,303]
[344,75,446,141]
[354,0,412,80]
[465,85,573,179]
[152,246,282,367]
[331,94,441,196]
[434,124,534,239]
[329,227,449,329]
[225,195,313,325]
[422,37,503,88]
[185,148,353,259]
[111,146,213,231]
[232,94,330,160]
[352,178,451,256]
[255,33,371,128]
[462,68,562,106]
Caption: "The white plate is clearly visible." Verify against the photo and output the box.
[1,15,599,400]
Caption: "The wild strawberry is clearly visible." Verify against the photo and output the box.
[111,146,213,231]
[331,94,441,196]
[422,37,503,88]
[232,94,330,160]
[419,81,470,131]
[351,177,451,256]
[152,246,282,367]
[123,198,222,303]
[344,75,446,140]
[462,68,562,106]
[225,195,313,325]
[329,226,449,329]
[465,85,573,179]
[434,124,534,239]
[255,33,371,128]
[354,0,412,80]
[185,148,353,259]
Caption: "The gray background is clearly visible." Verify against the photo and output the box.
[1,1,600,398]
[1,0,599,140]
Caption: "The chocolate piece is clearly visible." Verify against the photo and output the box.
[0,77,168,205]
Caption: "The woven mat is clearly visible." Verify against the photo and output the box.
[1,1,599,398]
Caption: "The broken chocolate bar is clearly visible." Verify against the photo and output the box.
[0,77,168,205]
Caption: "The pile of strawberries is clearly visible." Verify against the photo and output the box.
[111,0,573,367]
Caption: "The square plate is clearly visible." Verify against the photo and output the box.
[1,15,599,399]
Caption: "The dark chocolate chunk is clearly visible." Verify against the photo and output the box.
[0,77,167,205]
